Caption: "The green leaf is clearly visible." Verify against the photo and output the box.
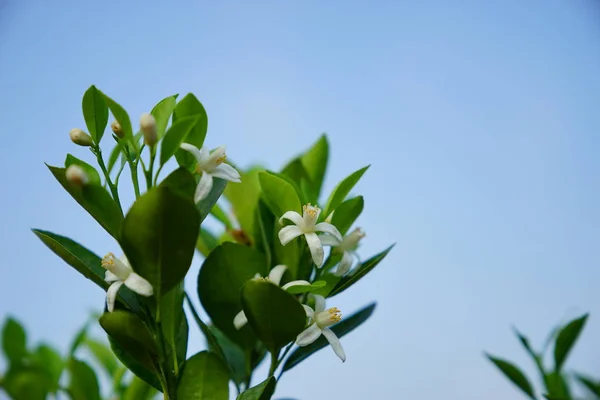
[544,371,571,400]
[160,282,186,370]
[69,320,90,356]
[47,165,123,239]
[486,355,536,399]
[206,325,247,385]
[2,366,51,400]
[323,165,370,219]
[196,227,219,257]
[328,244,395,297]
[554,313,588,372]
[102,91,134,145]
[82,85,109,144]
[99,311,158,373]
[158,167,196,201]
[30,344,63,393]
[160,115,200,166]
[258,171,302,218]
[211,202,234,229]
[299,134,329,199]
[198,243,268,349]
[241,280,306,354]
[68,358,101,400]
[331,196,364,236]
[32,229,141,313]
[237,376,277,400]
[273,216,300,279]
[108,336,161,391]
[65,154,101,185]
[173,94,208,169]
[309,273,342,297]
[1,317,27,364]
[224,166,263,234]
[253,199,274,267]
[120,186,199,298]
[513,327,545,375]
[123,375,159,400]
[284,280,326,294]
[85,338,119,377]
[197,178,229,223]
[107,141,127,174]
[576,374,600,397]
[281,159,312,203]
[177,351,229,400]
[282,303,376,373]
[151,94,178,140]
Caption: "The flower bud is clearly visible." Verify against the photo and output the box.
[111,121,123,138]
[65,164,89,187]
[140,113,157,146]
[69,128,93,147]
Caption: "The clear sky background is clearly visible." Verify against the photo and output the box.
[1,1,599,399]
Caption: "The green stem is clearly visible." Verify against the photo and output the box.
[129,158,141,199]
[92,146,123,214]
[146,149,156,190]
[154,164,165,187]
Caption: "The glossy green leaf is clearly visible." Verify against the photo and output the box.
[544,371,571,400]
[310,273,342,297]
[323,165,369,219]
[576,374,600,397]
[160,115,200,166]
[197,177,229,223]
[65,154,101,185]
[99,311,158,374]
[108,335,161,391]
[30,344,63,393]
[158,167,196,201]
[2,366,51,400]
[2,317,27,364]
[241,280,306,353]
[123,375,158,400]
[198,243,268,349]
[120,186,199,298]
[258,171,302,218]
[328,244,395,297]
[224,166,263,233]
[85,338,118,376]
[281,159,312,202]
[206,325,246,385]
[284,280,326,294]
[282,302,376,373]
[486,355,536,399]
[160,282,186,369]
[253,199,274,268]
[300,134,329,199]
[68,358,101,400]
[151,94,178,140]
[47,165,123,238]
[32,229,141,313]
[82,85,109,144]
[173,93,208,169]
[554,313,588,372]
[331,196,364,235]
[177,351,229,400]
[102,91,134,145]
[237,376,277,400]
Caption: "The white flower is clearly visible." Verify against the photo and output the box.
[101,253,153,312]
[140,113,157,146]
[69,128,93,147]
[233,265,310,330]
[278,204,343,267]
[320,227,366,276]
[180,143,241,203]
[296,294,346,362]
[65,165,89,187]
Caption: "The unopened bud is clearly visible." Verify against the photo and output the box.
[325,211,334,224]
[69,128,93,147]
[65,165,89,187]
[140,113,157,146]
[111,121,123,138]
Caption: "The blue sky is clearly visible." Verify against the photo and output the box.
[1,1,599,399]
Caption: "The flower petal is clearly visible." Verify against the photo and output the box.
[322,327,346,362]
[180,143,203,162]
[194,172,214,203]
[106,281,124,312]
[312,294,326,313]
[314,222,343,242]
[295,323,322,346]
[335,251,354,277]
[124,273,154,297]
[278,225,303,246]
[268,265,287,285]
[301,304,315,319]
[105,270,119,283]
[304,232,324,267]
[233,310,248,330]
[317,234,340,247]
[212,163,241,182]
[281,280,311,290]
[278,211,304,227]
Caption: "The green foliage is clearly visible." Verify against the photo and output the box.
[82,85,109,144]
[238,376,277,400]
[177,351,230,400]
